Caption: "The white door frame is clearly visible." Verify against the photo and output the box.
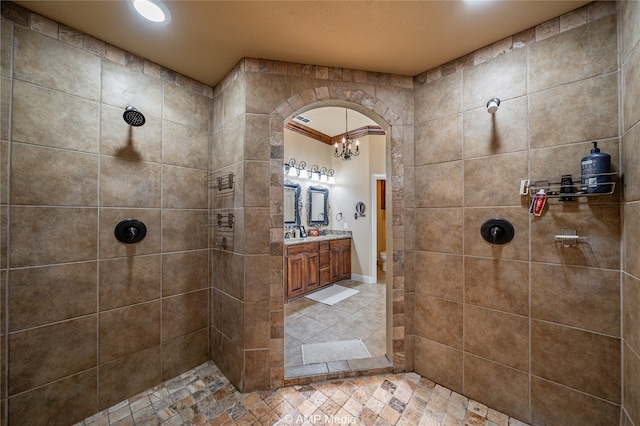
[371,173,386,284]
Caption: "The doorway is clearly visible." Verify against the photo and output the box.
[282,105,391,379]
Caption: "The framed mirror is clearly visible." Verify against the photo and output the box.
[308,186,329,227]
[284,182,301,226]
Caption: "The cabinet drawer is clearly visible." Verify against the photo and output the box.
[330,238,351,249]
[287,242,318,255]
[319,250,330,268]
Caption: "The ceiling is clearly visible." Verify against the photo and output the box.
[15,0,591,89]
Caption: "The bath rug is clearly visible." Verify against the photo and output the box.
[301,339,371,364]
[304,284,359,305]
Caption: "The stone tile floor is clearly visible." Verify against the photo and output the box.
[77,360,530,426]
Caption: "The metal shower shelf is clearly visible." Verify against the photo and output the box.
[524,172,617,198]
[207,172,235,191]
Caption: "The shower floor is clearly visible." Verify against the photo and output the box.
[77,360,530,426]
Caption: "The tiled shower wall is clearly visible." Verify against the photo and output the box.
[412,2,625,425]
[0,3,212,424]
[621,1,640,425]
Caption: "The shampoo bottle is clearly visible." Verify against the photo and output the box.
[580,141,611,194]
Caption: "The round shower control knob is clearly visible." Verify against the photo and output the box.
[114,219,147,244]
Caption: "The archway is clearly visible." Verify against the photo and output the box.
[268,89,407,387]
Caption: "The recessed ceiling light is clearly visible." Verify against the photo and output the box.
[131,0,171,23]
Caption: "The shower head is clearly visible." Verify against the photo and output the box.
[123,106,146,126]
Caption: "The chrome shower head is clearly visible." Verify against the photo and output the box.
[123,106,145,126]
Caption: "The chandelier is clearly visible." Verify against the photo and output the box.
[334,108,360,161]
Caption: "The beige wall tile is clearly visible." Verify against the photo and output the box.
[212,250,244,299]
[9,262,97,331]
[464,306,528,371]
[624,274,640,355]
[529,15,616,93]
[98,346,161,410]
[624,343,640,425]
[101,60,163,119]
[100,105,162,163]
[99,208,161,259]
[414,294,462,350]
[622,124,640,202]
[99,255,161,310]
[161,209,208,252]
[222,73,247,125]
[244,254,270,303]
[11,143,98,206]
[244,301,270,349]
[245,161,271,208]
[624,43,640,133]
[164,82,209,131]
[531,203,620,270]
[414,71,461,124]
[531,376,620,426]
[531,263,620,335]
[162,329,208,381]
[463,207,528,261]
[462,48,527,111]
[246,73,292,115]
[463,97,528,159]
[244,208,270,254]
[100,156,161,208]
[376,85,414,126]
[415,115,463,165]
[210,162,244,210]
[0,18,12,78]
[8,370,97,426]
[162,250,208,297]
[99,301,160,363]
[414,251,462,302]
[9,316,97,394]
[162,120,209,169]
[245,114,271,161]
[625,202,640,278]
[465,257,528,316]
[14,26,100,100]
[219,335,243,389]
[463,354,529,422]
[221,293,244,347]
[413,336,462,394]
[531,320,620,403]
[12,80,99,152]
[244,349,271,391]
[161,290,208,341]
[620,0,640,65]
[10,206,97,267]
[415,161,462,208]
[0,206,5,269]
[0,78,9,141]
[415,208,462,254]
[530,73,618,148]
[162,165,207,209]
[464,151,528,207]
[215,114,246,169]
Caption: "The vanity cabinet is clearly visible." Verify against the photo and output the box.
[330,238,351,283]
[286,242,320,299]
[285,237,351,301]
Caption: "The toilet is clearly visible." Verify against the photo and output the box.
[379,251,387,272]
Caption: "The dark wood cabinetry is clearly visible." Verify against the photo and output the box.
[285,238,351,301]
[330,238,351,283]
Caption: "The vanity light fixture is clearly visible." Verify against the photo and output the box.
[283,158,335,184]
[131,0,171,23]
[334,108,360,161]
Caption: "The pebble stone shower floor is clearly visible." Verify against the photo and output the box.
[76,361,530,426]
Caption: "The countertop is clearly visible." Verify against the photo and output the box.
[284,232,352,246]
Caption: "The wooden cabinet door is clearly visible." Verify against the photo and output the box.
[305,251,320,291]
[287,254,307,298]
[330,238,352,283]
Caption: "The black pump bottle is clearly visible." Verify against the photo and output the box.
[580,141,611,194]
